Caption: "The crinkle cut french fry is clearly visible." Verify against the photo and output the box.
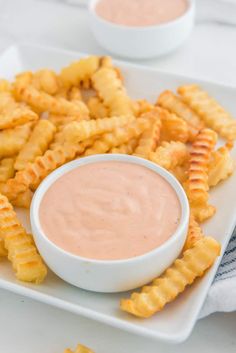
[133,99,154,117]
[0,181,31,209]
[60,56,100,88]
[186,128,217,222]
[48,114,83,128]
[11,189,33,209]
[169,162,189,184]
[0,238,7,256]
[183,214,203,251]
[157,107,189,143]
[133,118,161,158]
[120,237,220,318]
[3,143,79,199]
[100,55,113,68]
[54,86,69,99]
[100,55,124,82]
[14,84,89,118]
[87,96,109,119]
[84,117,151,156]
[0,158,15,182]
[0,193,47,283]
[92,67,133,116]
[14,120,56,170]
[49,116,93,150]
[157,90,204,140]
[149,141,189,171]
[14,71,33,89]
[64,115,134,144]
[208,144,235,187]
[110,138,139,154]
[68,86,82,101]
[0,79,11,92]
[14,70,60,96]
[32,69,60,95]
[0,123,32,159]
[0,92,38,129]
[0,201,7,256]
[178,85,236,140]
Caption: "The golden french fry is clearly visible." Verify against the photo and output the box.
[4,143,79,199]
[110,138,139,154]
[149,141,189,171]
[14,84,89,118]
[84,117,151,156]
[14,120,56,170]
[0,238,7,256]
[68,86,82,101]
[64,115,134,144]
[0,79,11,92]
[48,114,85,128]
[60,56,100,88]
[13,71,33,91]
[0,92,38,129]
[100,55,113,68]
[190,204,216,223]
[54,86,69,99]
[183,214,203,251]
[0,194,7,256]
[0,158,15,182]
[157,107,189,143]
[87,96,109,119]
[186,128,217,222]
[92,67,133,116]
[133,117,161,158]
[133,99,155,117]
[75,137,98,157]
[100,55,124,83]
[11,189,33,209]
[120,237,220,318]
[157,90,204,140]
[178,85,236,140]
[169,162,189,184]
[49,113,93,150]
[0,123,32,159]
[208,144,235,187]
[0,193,47,283]
[33,69,60,95]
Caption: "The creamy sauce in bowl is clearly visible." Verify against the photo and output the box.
[95,0,188,27]
[39,161,181,261]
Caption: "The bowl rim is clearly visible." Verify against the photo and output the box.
[89,0,195,31]
[30,154,189,265]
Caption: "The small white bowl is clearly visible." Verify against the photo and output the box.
[89,0,195,59]
[30,154,189,293]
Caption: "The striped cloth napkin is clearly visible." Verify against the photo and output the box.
[200,227,236,317]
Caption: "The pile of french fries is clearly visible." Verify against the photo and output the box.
[0,56,235,318]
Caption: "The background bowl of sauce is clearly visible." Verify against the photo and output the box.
[89,0,195,59]
[31,154,189,293]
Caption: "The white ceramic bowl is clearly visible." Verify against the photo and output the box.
[89,0,195,59]
[31,154,189,293]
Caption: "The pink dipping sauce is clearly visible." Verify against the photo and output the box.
[39,161,181,260]
[95,0,188,27]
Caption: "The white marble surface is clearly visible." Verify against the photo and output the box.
[0,1,236,352]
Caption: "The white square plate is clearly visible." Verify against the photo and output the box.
[0,44,235,343]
